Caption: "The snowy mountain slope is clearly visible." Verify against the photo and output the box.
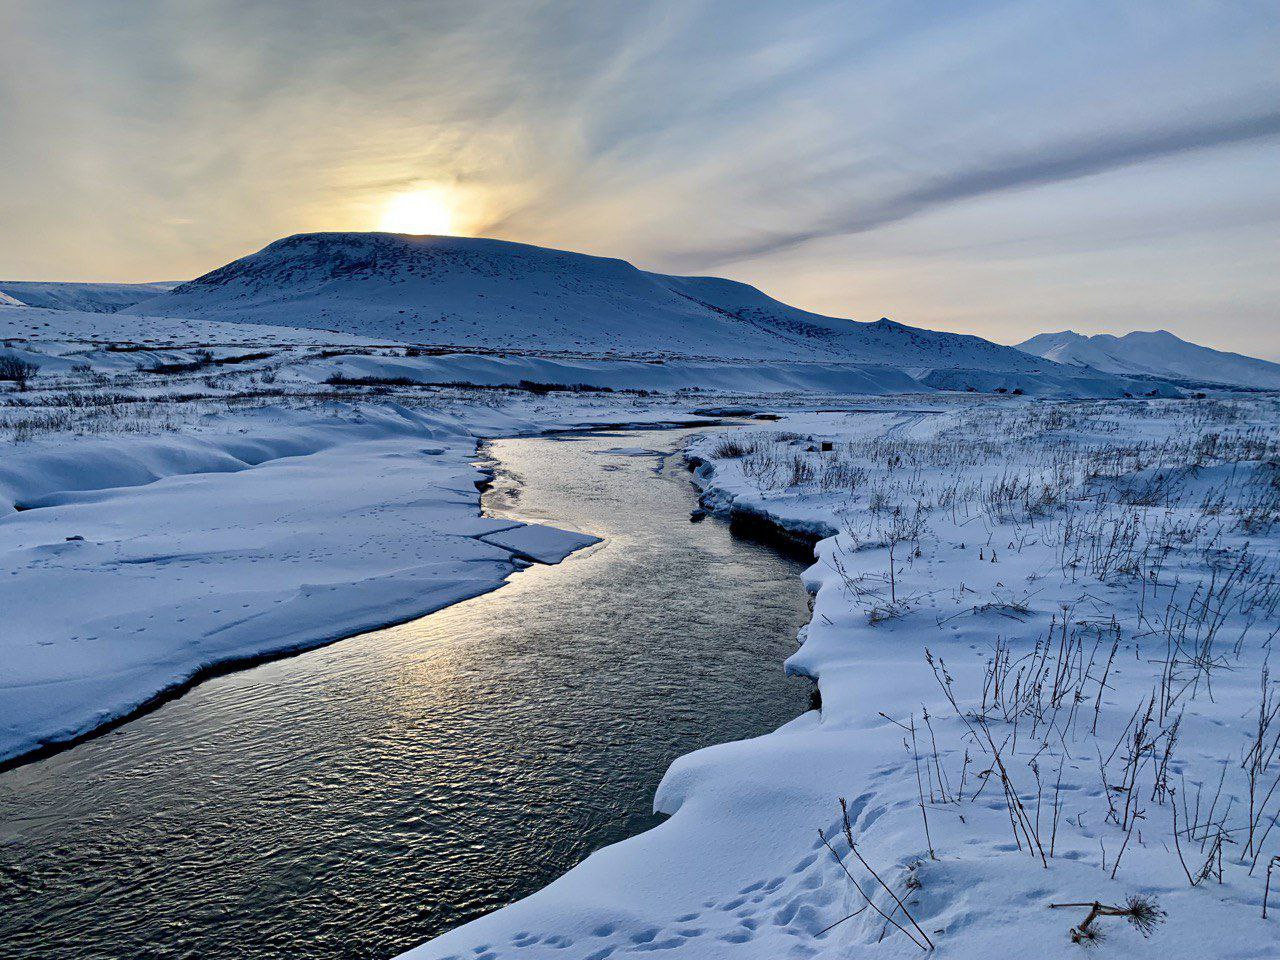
[0,280,178,314]
[0,305,386,377]
[0,291,25,307]
[1016,329,1280,389]
[0,304,380,350]
[130,233,1051,371]
[0,303,1168,398]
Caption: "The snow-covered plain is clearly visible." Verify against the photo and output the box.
[408,397,1280,960]
[2,268,1277,958]
[2,320,815,767]
[0,303,367,348]
[3,298,1176,400]
[0,399,624,765]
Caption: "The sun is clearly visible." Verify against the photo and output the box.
[378,188,457,235]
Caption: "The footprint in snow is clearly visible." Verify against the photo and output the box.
[792,853,819,873]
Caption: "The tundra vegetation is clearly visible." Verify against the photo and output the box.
[4,339,1278,954]
[693,396,1279,951]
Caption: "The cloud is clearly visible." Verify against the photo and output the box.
[686,105,1280,265]
[1,0,1277,355]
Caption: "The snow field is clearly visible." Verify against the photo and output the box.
[4,296,1277,957]
[410,396,1280,959]
[0,401,613,766]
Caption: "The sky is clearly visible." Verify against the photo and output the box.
[1,1,1277,356]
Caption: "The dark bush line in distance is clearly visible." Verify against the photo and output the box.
[323,372,651,395]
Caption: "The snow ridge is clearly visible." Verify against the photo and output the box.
[1016,329,1280,389]
[0,281,178,314]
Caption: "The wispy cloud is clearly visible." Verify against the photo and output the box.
[680,105,1280,265]
[1,0,1277,354]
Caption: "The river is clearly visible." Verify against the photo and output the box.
[0,426,813,960]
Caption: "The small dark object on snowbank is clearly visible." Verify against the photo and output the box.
[711,438,748,458]
[326,373,417,387]
[1048,894,1165,945]
[144,349,213,374]
[0,355,39,389]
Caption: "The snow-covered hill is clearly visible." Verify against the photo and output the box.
[130,233,1050,371]
[0,291,25,307]
[1017,329,1280,390]
[0,303,383,377]
[0,280,178,314]
[0,304,375,349]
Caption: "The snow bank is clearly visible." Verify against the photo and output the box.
[0,404,451,513]
[0,403,600,766]
[406,396,1280,960]
[918,364,1182,398]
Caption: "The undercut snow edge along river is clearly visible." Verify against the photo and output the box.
[0,424,815,960]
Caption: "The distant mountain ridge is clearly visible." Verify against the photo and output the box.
[1016,329,1280,390]
[128,232,1053,371]
[0,281,178,314]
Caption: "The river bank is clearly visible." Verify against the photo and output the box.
[0,402,605,769]
[411,397,1280,960]
[0,389,771,769]
[0,423,815,959]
